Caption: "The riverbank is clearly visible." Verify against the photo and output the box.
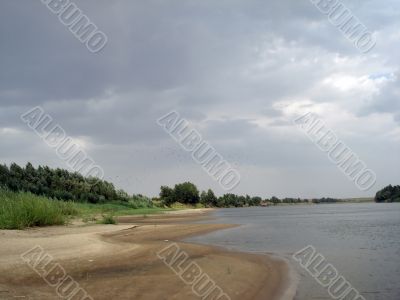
[0,209,292,300]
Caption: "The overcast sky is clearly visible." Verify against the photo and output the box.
[1,0,399,198]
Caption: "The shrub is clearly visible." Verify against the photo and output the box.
[99,214,117,224]
[130,194,153,208]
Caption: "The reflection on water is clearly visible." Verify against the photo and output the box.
[185,203,400,300]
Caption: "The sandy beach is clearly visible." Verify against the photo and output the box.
[0,210,292,300]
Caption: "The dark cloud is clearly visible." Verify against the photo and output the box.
[0,0,399,197]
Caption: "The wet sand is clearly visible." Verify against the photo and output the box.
[0,210,292,300]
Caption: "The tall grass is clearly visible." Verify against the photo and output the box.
[99,214,117,224]
[0,189,173,230]
[0,189,78,229]
[74,202,170,217]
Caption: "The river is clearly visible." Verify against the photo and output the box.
[185,203,400,300]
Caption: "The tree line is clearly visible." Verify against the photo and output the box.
[0,162,133,204]
[160,182,340,207]
[3,162,395,208]
[0,163,266,208]
[310,197,340,204]
[159,182,262,207]
[158,183,342,207]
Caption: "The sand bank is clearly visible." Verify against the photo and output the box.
[0,210,293,300]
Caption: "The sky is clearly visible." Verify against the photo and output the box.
[0,0,399,198]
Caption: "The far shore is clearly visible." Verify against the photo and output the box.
[0,209,295,300]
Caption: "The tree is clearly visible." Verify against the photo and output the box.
[271,196,280,205]
[375,185,400,203]
[0,164,10,189]
[116,189,130,202]
[173,182,200,205]
[218,194,238,207]
[200,189,218,207]
[159,186,175,206]
[250,196,262,206]
[159,182,200,206]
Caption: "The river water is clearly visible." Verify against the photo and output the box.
[185,203,400,300]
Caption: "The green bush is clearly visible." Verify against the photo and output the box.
[129,194,153,209]
[99,214,117,224]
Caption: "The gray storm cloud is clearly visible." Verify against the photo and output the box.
[0,0,399,198]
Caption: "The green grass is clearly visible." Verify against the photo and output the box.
[0,189,78,229]
[99,214,117,225]
[0,189,174,229]
[74,202,172,220]
[169,202,205,209]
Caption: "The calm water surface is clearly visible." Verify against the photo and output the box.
[185,203,400,300]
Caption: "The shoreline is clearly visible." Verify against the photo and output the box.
[0,209,294,300]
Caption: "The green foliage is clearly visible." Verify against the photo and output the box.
[74,202,168,218]
[0,189,76,229]
[169,202,190,209]
[99,214,117,225]
[159,183,268,208]
[130,194,154,209]
[216,194,261,208]
[57,201,79,216]
[268,196,335,205]
[159,182,199,206]
[375,185,400,203]
[0,162,141,204]
[217,194,237,207]
[311,197,339,204]
[0,187,168,230]
[195,203,205,208]
[173,182,200,205]
[159,186,175,206]
[200,189,218,207]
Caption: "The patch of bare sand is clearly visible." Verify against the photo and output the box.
[0,211,293,300]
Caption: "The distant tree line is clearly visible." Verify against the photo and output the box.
[0,162,135,204]
[159,182,262,208]
[158,183,349,208]
[6,162,390,208]
[311,197,340,204]
[269,196,342,205]
[270,197,309,204]
[375,185,400,203]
